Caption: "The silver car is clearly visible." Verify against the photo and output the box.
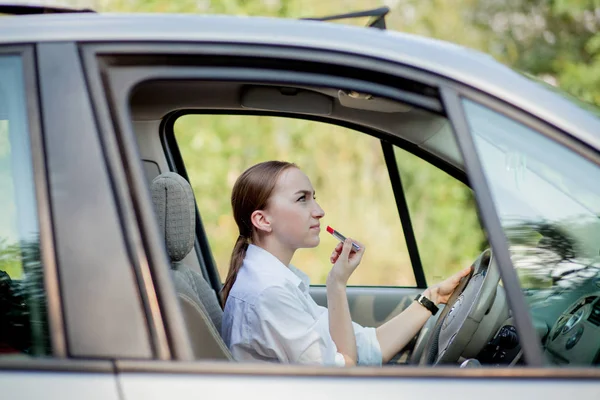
[0,4,599,399]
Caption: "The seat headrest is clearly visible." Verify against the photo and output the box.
[151,172,196,262]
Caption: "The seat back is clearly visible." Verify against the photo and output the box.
[151,172,231,360]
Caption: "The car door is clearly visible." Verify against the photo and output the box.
[77,26,600,398]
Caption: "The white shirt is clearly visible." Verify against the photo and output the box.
[221,244,382,366]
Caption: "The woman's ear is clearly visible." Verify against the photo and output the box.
[250,210,272,233]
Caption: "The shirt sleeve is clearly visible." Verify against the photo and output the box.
[352,322,383,366]
[249,286,345,367]
[311,303,383,366]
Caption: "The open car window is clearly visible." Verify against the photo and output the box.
[393,145,486,285]
[173,115,417,287]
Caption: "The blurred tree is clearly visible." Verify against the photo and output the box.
[471,0,600,106]
[57,0,598,286]
[58,0,600,106]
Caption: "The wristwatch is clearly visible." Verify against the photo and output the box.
[414,293,439,315]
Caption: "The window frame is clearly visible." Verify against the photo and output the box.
[80,44,194,362]
[0,44,64,359]
[79,42,473,296]
[81,40,551,367]
[38,41,156,360]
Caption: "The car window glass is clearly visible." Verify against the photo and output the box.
[174,115,416,286]
[393,146,487,285]
[464,99,600,367]
[0,55,49,357]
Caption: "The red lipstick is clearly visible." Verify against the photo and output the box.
[326,226,361,251]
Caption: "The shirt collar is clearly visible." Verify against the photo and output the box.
[244,244,309,290]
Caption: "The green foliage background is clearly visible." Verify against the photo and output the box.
[2,0,599,286]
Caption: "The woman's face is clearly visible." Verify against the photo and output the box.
[266,167,325,250]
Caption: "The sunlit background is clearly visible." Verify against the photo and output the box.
[2,0,599,287]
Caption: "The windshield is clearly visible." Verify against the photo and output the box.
[464,99,600,366]
[464,99,600,292]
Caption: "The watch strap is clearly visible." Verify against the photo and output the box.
[414,293,439,315]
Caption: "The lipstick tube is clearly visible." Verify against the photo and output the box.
[326,226,361,251]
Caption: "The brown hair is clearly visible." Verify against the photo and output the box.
[221,160,297,306]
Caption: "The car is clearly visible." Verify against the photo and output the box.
[1,4,600,399]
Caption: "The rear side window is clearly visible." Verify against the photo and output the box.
[0,55,49,356]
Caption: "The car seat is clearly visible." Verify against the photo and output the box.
[151,171,232,360]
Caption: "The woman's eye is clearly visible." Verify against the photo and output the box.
[297,195,306,202]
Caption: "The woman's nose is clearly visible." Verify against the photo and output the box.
[314,202,325,218]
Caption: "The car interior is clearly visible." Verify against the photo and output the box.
[128,78,520,367]
[125,71,600,367]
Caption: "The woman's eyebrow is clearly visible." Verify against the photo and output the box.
[293,189,314,196]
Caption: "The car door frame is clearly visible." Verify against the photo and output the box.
[85,43,472,338]
[82,41,470,296]
[79,40,552,367]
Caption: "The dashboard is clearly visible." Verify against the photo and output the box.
[544,293,600,365]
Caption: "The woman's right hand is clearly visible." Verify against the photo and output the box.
[327,238,365,286]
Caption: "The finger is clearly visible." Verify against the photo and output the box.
[457,268,471,282]
[331,252,339,263]
[340,238,353,259]
[346,238,365,265]
[455,266,471,280]
[335,242,343,252]
[351,239,365,250]
[344,240,363,257]
[450,267,471,287]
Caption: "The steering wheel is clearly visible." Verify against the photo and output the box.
[415,249,501,365]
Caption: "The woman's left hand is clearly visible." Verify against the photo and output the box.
[428,266,472,305]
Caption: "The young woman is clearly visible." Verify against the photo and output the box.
[221,160,471,366]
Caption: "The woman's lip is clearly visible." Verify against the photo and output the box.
[310,226,320,230]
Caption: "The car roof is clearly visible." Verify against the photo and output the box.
[2,13,599,149]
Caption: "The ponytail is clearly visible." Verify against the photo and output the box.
[222,161,297,307]
[221,235,249,307]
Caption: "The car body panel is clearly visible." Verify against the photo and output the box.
[0,371,120,400]
[36,41,153,359]
[117,369,600,400]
